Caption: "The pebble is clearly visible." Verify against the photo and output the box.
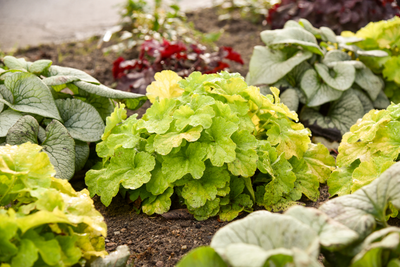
[105,239,110,242]
[106,242,117,247]
[156,261,164,267]
[127,240,132,245]
[114,231,121,235]
[181,245,187,250]
[121,228,127,232]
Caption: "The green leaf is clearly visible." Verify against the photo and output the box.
[55,98,105,142]
[173,94,215,131]
[279,89,299,111]
[0,84,13,103]
[74,80,145,100]
[315,63,355,91]
[41,75,80,87]
[261,148,297,210]
[153,126,203,155]
[0,110,23,137]
[351,228,400,267]
[85,148,155,206]
[266,117,311,160]
[201,117,238,167]
[344,108,391,144]
[162,142,207,183]
[210,210,320,267]
[285,206,359,251]
[355,67,384,101]
[0,213,18,262]
[6,115,40,145]
[289,156,320,202]
[320,27,337,43]
[177,246,228,267]
[300,90,364,137]
[5,116,75,180]
[328,161,360,197]
[80,93,115,121]
[1,72,61,120]
[261,27,323,56]
[352,89,374,114]
[219,193,253,222]
[303,143,336,183]
[321,161,400,238]
[246,46,313,85]
[137,98,176,134]
[23,230,61,265]
[41,120,76,180]
[180,163,230,208]
[383,56,400,85]
[28,59,52,75]
[227,130,258,177]
[142,187,174,215]
[74,140,89,171]
[46,65,99,84]
[373,90,390,109]
[11,238,38,267]
[187,198,220,221]
[3,56,28,71]
[300,68,343,107]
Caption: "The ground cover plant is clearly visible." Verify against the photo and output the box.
[103,0,218,54]
[177,161,400,267]
[214,0,278,24]
[0,56,146,180]
[112,38,244,94]
[267,0,400,34]
[246,18,389,141]
[86,70,335,221]
[328,103,400,206]
[341,17,400,103]
[0,143,108,266]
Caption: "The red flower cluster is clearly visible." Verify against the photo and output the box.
[112,39,244,94]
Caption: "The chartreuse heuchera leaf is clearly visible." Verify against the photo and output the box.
[328,103,400,200]
[86,70,335,221]
[341,17,400,103]
[0,142,111,267]
[178,162,400,267]
[0,55,145,180]
[247,19,388,140]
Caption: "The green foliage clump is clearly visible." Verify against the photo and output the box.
[215,0,277,24]
[246,19,389,141]
[328,103,400,204]
[342,17,400,103]
[0,56,146,180]
[86,70,335,221]
[0,143,108,267]
[178,161,400,267]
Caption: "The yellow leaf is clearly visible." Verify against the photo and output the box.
[146,70,184,103]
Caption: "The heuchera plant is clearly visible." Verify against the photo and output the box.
[246,19,389,141]
[0,143,108,266]
[341,17,400,103]
[177,161,400,267]
[267,0,400,34]
[328,103,400,207]
[86,70,335,221]
[0,56,146,180]
[112,39,244,95]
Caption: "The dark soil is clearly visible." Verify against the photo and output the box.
[11,7,333,267]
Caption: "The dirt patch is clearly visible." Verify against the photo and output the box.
[9,7,337,267]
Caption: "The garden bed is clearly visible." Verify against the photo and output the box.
[8,7,347,266]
